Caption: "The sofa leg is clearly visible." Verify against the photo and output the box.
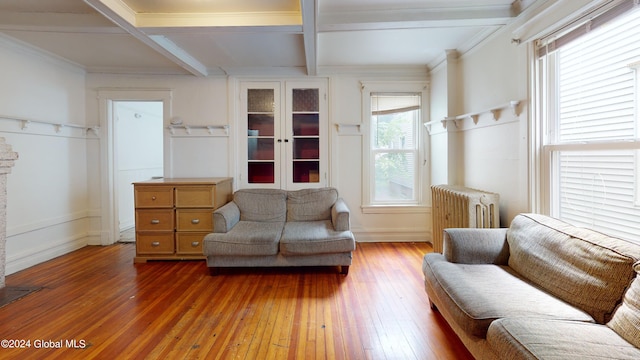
[340,266,349,275]
[209,267,219,276]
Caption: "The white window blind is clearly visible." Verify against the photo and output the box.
[537,1,640,243]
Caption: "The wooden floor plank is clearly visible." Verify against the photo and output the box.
[1,242,473,359]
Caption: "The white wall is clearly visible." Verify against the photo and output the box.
[429,31,530,225]
[0,35,91,274]
[457,26,530,225]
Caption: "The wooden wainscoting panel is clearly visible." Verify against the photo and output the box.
[1,242,472,359]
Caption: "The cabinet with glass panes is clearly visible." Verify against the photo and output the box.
[240,80,327,190]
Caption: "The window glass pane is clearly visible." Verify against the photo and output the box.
[292,89,318,112]
[248,138,274,161]
[248,89,274,112]
[372,110,417,150]
[369,92,422,205]
[293,161,320,183]
[557,9,640,142]
[248,162,274,184]
[248,114,274,136]
[556,149,640,242]
[373,152,415,201]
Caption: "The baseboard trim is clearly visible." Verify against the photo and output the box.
[353,228,431,243]
[6,234,87,275]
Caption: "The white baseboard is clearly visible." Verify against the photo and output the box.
[352,228,432,243]
[5,234,87,275]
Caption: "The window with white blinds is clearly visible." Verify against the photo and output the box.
[370,93,421,204]
[536,0,640,243]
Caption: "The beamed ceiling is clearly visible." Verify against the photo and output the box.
[0,0,540,76]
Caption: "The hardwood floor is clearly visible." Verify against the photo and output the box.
[1,242,472,360]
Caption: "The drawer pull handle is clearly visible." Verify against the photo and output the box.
[191,219,200,224]
[191,241,200,247]
[151,241,160,247]
[151,219,160,224]
[152,196,156,200]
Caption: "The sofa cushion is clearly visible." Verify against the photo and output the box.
[607,264,640,348]
[287,188,338,222]
[422,254,595,338]
[487,317,640,360]
[507,213,640,324]
[280,220,356,255]
[233,189,287,222]
[203,221,283,256]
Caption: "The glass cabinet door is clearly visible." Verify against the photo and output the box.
[247,88,276,184]
[240,80,326,190]
[291,88,320,184]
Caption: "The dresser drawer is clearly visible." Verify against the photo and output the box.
[136,232,175,254]
[136,209,174,231]
[176,232,206,255]
[176,209,213,231]
[135,186,174,208]
[175,186,215,208]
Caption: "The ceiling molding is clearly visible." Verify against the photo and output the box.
[139,25,302,36]
[317,64,429,78]
[0,33,86,74]
[135,11,302,28]
[0,12,120,33]
[219,65,308,77]
[318,6,515,32]
[84,65,191,76]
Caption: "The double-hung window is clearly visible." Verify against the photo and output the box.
[362,82,427,207]
[535,1,640,243]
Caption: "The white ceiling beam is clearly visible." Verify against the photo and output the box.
[83,0,209,77]
[300,0,317,76]
[319,6,516,32]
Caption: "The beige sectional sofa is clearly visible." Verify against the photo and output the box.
[203,187,356,274]
[423,213,640,359]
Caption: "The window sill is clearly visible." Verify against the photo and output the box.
[361,205,429,214]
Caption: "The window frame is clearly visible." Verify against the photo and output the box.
[361,81,429,211]
[532,1,640,243]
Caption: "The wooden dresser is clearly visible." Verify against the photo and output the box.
[132,177,233,263]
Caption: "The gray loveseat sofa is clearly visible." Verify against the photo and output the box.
[423,213,640,359]
[203,187,356,275]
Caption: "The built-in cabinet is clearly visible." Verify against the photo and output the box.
[132,178,232,262]
[239,80,328,190]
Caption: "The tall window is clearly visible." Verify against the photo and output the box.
[368,92,423,205]
[535,1,640,243]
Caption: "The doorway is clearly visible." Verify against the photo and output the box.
[114,101,164,242]
[97,89,172,246]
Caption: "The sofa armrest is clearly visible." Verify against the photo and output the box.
[331,198,351,231]
[442,228,509,265]
[213,201,240,233]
